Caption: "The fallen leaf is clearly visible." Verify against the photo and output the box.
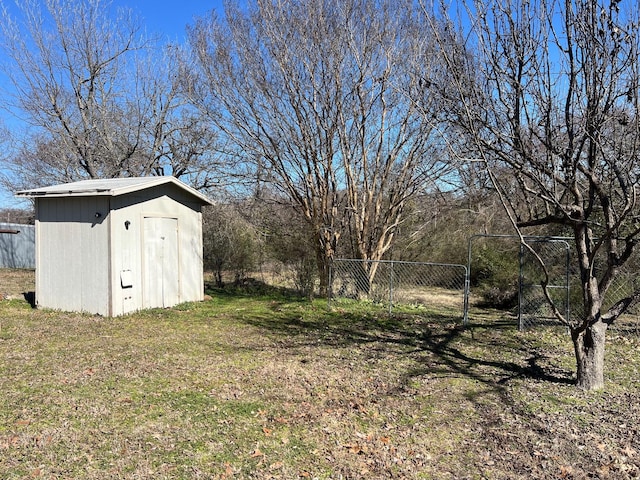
[597,463,611,476]
[220,462,234,479]
[343,443,367,455]
[559,465,573,478]
[622,445,637,458]
[250,449,264,458]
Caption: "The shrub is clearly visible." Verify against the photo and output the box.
[472,247,519,309]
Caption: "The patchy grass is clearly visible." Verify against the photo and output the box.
[0,268,35,301]
[0,269,639,479]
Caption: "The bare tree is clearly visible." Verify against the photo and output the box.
[429,0,640,389]
[133,46,224,190]
[0,0,222,192]
[185,0,451,293]
[0,0,145,180]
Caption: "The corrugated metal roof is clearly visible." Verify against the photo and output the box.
[16,176,213,205]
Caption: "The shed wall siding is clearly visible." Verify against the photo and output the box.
[109,187,204,316]
[35,197,110,315]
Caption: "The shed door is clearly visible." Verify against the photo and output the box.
[143,217,179,308]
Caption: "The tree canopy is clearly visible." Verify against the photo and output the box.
[185,0,454,291]
[0,0,221,192]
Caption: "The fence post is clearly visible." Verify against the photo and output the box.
[518,242,524,331]
[328,259,333,309]
[463,266,470,326]
[464,235,478,326]
[564,241,571,328]
[388,261,394,315]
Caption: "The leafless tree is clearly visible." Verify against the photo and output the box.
[202,203,261,287]
[429,0,640,389]
[0,0,222,192]
[185,0,452,293]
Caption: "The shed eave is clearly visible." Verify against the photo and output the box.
[15,176,213,205]
[16,189,112,198]
[109,177,213,205]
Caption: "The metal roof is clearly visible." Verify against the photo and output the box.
[16,176,213,205]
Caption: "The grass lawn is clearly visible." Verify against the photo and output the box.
[0,269,639,479]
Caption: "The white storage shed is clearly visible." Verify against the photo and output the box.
[16,177,213,317]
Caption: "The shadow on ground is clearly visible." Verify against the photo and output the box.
[23,291,36,308]
[239,299,575,392]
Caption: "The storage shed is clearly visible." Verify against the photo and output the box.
[16,177,213,317]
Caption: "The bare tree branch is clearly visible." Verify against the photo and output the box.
[428,0,640,389]
[185,0,452,292]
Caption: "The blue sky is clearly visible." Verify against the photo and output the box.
[113,0,223,41]
[0,0,224,210]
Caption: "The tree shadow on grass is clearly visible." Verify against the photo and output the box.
[240,301,575,394]
[413,321,574,387]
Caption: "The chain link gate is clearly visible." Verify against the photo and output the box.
[329,259,467,321]
[466,235,571,329]
[518,238,570,330]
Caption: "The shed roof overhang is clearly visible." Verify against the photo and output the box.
[16,176,213,206]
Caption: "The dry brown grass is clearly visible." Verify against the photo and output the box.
[393,286,465,309]
[0,268,34,300]
[0,269,639,479]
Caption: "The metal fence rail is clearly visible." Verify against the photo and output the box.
[329,259,468,322]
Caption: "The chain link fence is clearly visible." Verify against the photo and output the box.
[329,259,468,322]
[519,238,570,330]
[568,254,640,337]
[468,234,640,336]
[330,240,640,336]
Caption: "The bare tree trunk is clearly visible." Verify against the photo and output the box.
[314,227,338,297]
[315,245,330,298]
[572,320,607,390]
